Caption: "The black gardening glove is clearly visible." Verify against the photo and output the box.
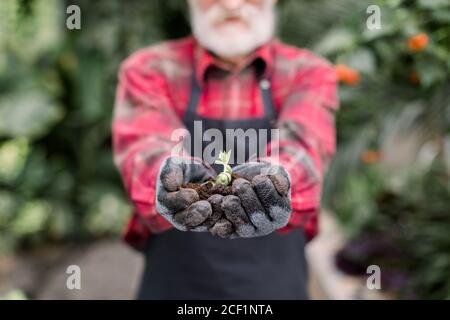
[156,156,218,231]
[210,161,292,238]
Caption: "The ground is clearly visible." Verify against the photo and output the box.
[0,239,143,299]
[1,215,381,300]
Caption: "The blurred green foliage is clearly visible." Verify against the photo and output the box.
[315,0,450,299]
[0,0,449,298]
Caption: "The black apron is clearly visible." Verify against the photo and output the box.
[137,64,309,300]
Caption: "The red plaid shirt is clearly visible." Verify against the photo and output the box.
[113,36,338,249]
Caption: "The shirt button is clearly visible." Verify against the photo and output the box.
[260,79,271,90]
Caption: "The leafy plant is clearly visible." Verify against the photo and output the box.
[214,150,233,186]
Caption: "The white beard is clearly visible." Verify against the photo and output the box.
[188,0,276,58]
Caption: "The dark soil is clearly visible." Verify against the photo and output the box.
[182,173,244,200]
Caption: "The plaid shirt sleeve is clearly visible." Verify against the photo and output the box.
[267,51,339,239]
[112,50,184,241]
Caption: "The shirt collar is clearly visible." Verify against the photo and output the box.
[193,37,275,87]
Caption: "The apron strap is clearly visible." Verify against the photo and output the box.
[185,68,203,117]
[260,77,277,122]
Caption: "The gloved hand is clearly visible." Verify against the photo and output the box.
[156,156,218,231]
[213,161,292,238]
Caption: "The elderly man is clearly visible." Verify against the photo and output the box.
[113,0,338,299]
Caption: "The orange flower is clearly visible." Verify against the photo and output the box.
[408,33,429,52]
[410,71,420,85]
[335,64,360,86]
[361,150,382,164]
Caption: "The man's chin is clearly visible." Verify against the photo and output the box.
[215,19,249,30]
[199,35,253,56]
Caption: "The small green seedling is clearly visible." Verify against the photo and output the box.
[214,150,232,186]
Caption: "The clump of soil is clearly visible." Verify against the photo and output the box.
[182,173,243,200]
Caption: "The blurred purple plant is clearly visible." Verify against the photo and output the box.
[335,231,416,296]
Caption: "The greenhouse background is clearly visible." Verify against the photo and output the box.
[0,0,449,299]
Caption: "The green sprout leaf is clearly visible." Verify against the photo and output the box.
[214,150,231,166]
[215,150,232,186]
